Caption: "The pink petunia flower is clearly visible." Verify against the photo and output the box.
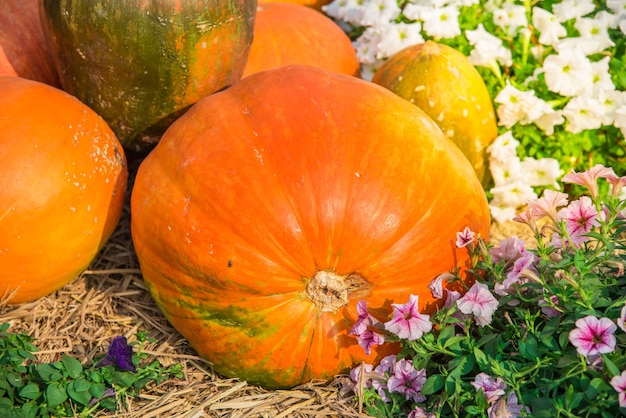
[606,173,626,197]
[386,358,427,403]
[556,196,600,245]
[489,236,527,265]
[356,329,385,355]
[472,373,507,404]
[526,189,570,224]
[561,164,616,199]
[428,272,454,299]
[457,282,499,326]
[569,315,617,357]
[610,370,626,408]
[456,226,476,248]
[384,294,432,340]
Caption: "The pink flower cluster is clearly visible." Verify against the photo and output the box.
[350,354,427,404]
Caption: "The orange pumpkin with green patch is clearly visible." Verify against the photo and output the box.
[130,65,491,389]
[39,0,257,154]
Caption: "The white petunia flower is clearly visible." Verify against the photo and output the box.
[493,2,527,36]
[562,96,605,133]
[587,56,616,97]
[597,90,626,126]
[487,131,520,162]
[556,14,617,55]
[360,0,401,28]
[551,0,596,22]
[533,109,564,135]
[376,22,424,59]
[520,157,563,188]
[490,180,538,210]
[489,157,524,186]
[542,47,594,97]
[532,7,567,46]
[607,0,626,16]
[494,83,541,128]
[489,202,518,224]
[465,24,513,67]
[354,28,382,65]
[322,0,364,25]
[420,6,462,39]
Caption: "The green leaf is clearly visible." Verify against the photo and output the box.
[67,379,93,406]
[5,372,22,387]
[37,363,63,382]
[519,335,538,360]
[603,355,621,376]
[473,347,490,370]
[111,371,137,388]
[420,374,445,396]
[18,383,41,400]
[45,382,68,408]
[61,355,83,379]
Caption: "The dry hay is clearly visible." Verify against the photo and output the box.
[0,196,369,417]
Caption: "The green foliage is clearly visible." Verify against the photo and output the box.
[0,326,183,417]
[349,177,626,417]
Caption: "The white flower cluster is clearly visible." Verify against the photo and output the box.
[323,0,626,223]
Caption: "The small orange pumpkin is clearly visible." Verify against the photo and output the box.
[242,3,359,78]
[131,65,490,388]
[0,0,60,86]
[372,41,498,186]
[0,76,127,304]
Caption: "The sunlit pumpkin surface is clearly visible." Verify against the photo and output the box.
[131,65,491,388]
[0,76,127,304]
[242,2,360,78]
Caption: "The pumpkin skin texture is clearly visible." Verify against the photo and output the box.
[241,3,359,78]
[130,65,490,389]
[39,0,257,154]
[371,41,498,187]
[0,0,60,86]
[0,76,127,305]
[261,0,331,11]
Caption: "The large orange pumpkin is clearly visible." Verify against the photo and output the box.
[372,41,498,187]
[130,65,490,388]
[0,76,127,304]
[0,0,60,86]
[242,2,360,78]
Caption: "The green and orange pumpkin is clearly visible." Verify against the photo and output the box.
[130,65,490,388]
[372,41,498,186]
[39,0,257,154]
[242,2,359,78]
[0,76,127,304]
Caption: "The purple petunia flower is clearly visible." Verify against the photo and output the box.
[98,336,137,372]
[386,358,426,403]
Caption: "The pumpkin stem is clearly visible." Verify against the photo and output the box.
[305,270,368,313]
